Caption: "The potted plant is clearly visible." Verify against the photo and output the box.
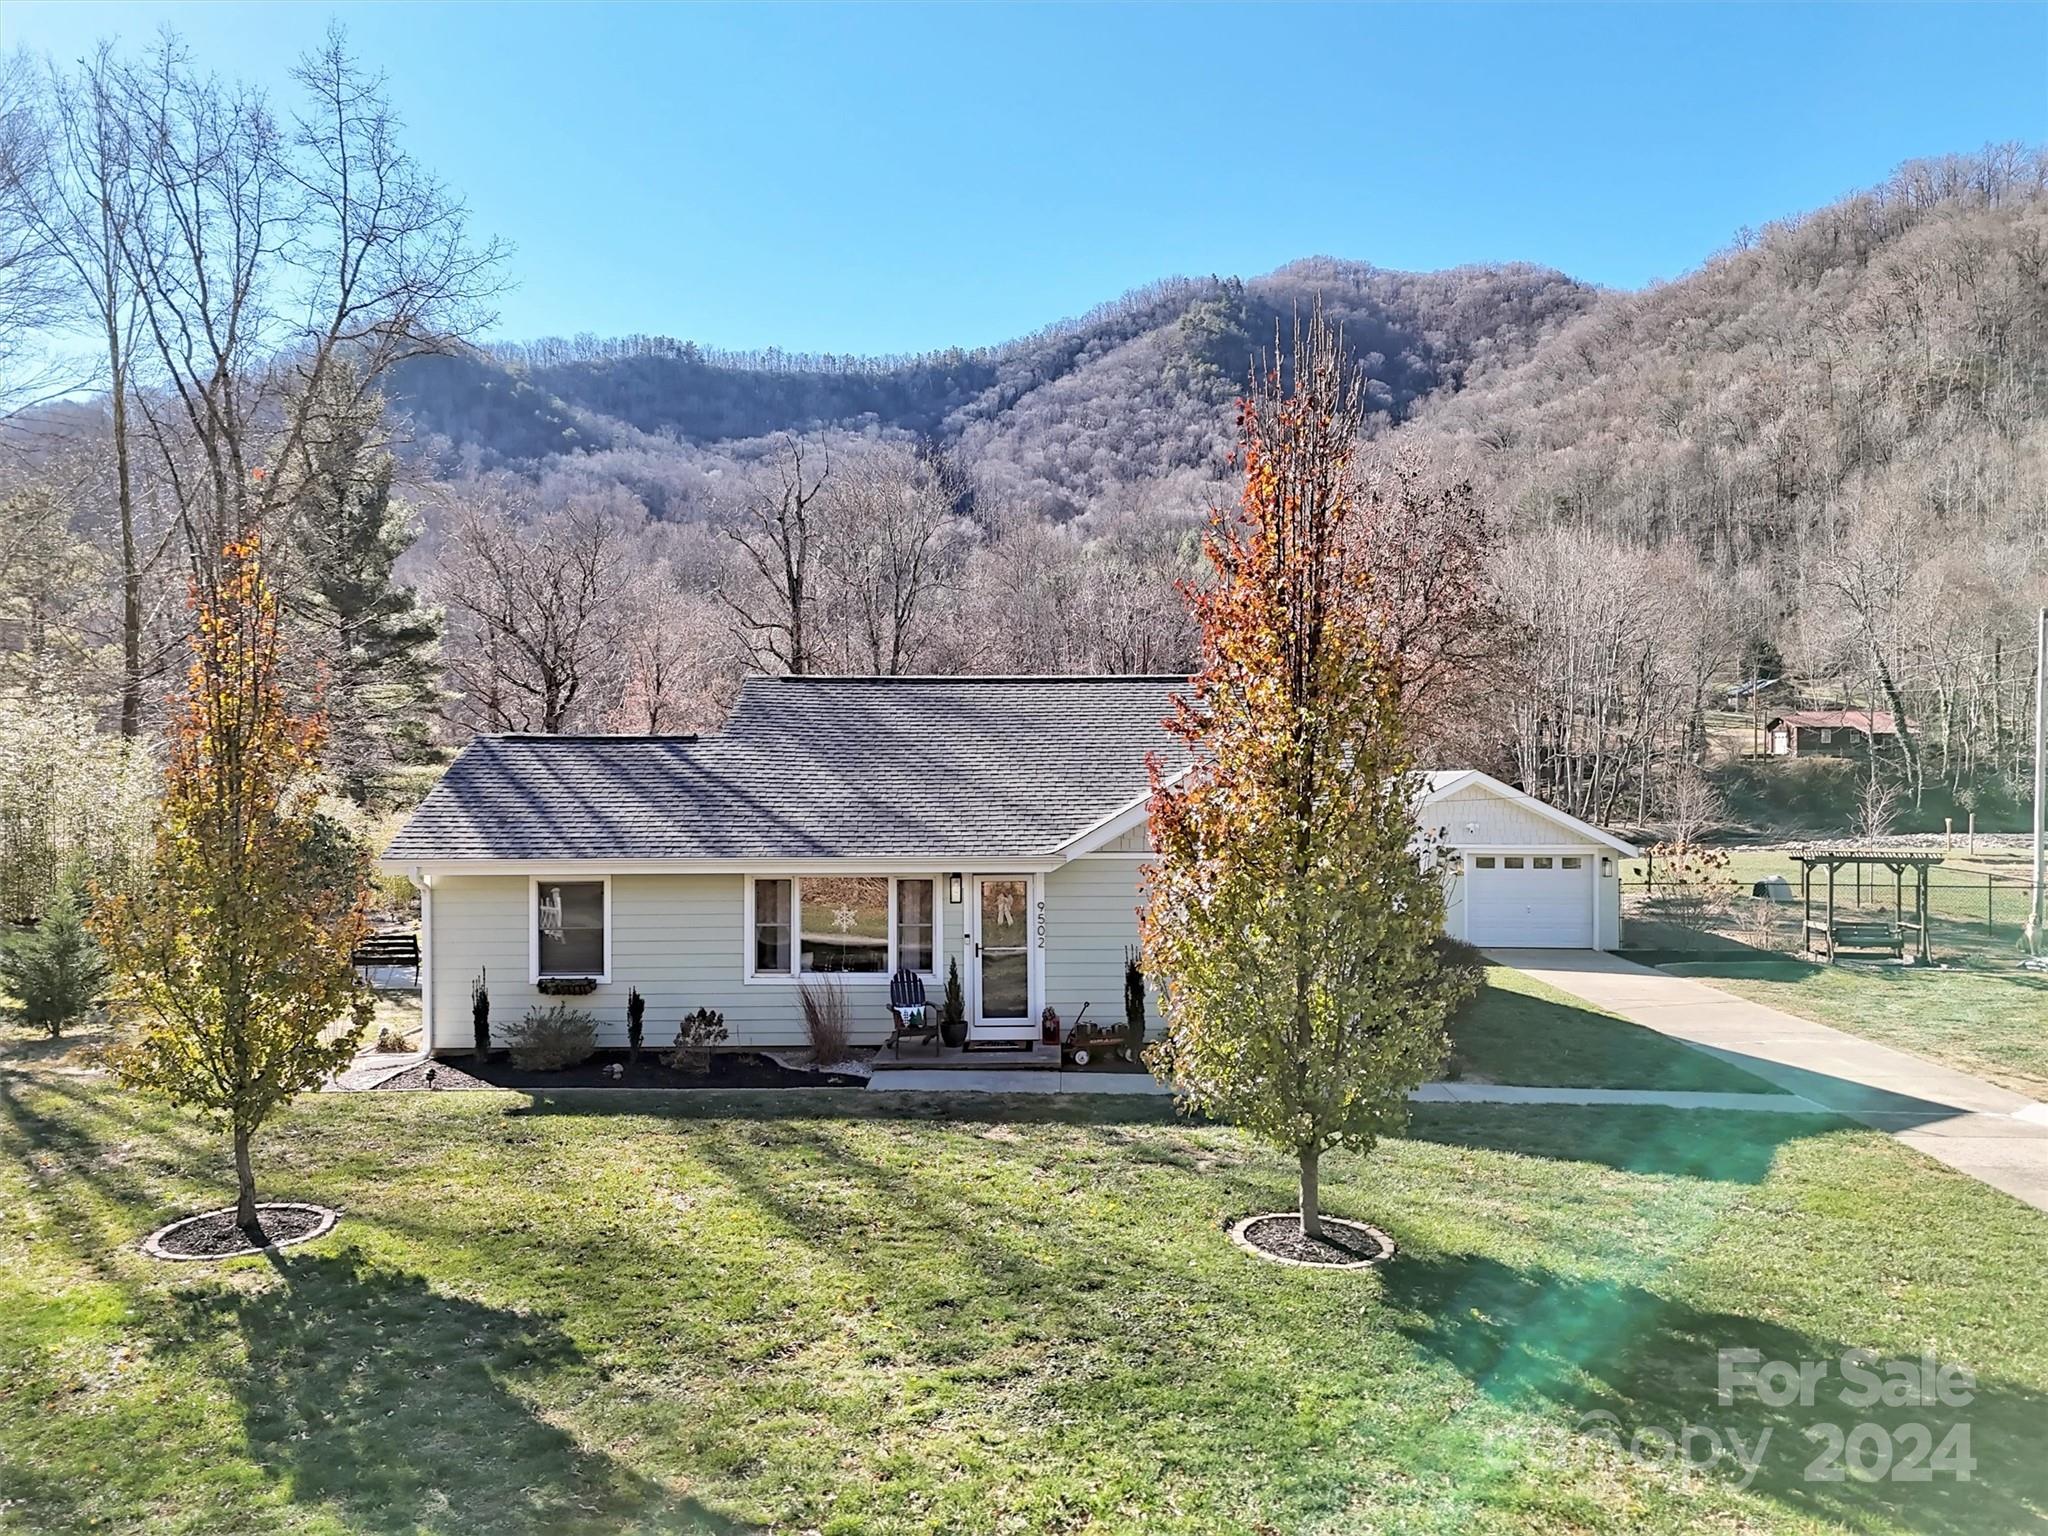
[939,957,967,1048]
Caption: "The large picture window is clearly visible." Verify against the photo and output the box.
[535,878,607,978]
[749,876,939,979]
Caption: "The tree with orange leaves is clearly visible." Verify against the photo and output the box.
[93,534,371,1236]
[1143,307,1475,1245]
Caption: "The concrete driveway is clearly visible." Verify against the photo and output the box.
[1488,948,2048,1214]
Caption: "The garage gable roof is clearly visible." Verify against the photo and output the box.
[1417,770,1639,857]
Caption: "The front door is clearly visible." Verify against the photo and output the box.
[970,876,1035,1041]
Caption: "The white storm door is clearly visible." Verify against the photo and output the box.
[970,876,1036,1040]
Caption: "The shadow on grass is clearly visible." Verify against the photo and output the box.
[1403,1102,1841,1184]
[1384,1247,2048,1534]
[1449,978,1780,1093]
[148,1247,755,1535]
[0,1073,220,1274]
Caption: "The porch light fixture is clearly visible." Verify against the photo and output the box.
[947,873,964,905]
[1600,856,1615,878]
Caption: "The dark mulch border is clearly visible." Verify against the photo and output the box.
[375,1049,868,1092]
[141,1203,338,1262]
[1229,1212,1394,1269]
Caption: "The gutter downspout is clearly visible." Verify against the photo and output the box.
[416,871,435,1056]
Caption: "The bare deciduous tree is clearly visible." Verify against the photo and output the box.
[437,490,630,734]
[719,433,829,674]
[822,441,958,674]
[0,50,74,421]
[113,27,505,570]
[17,46,159,732]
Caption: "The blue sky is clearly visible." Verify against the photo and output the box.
[12,2,2045,355]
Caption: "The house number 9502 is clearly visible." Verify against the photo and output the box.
[1035,901,1046,948]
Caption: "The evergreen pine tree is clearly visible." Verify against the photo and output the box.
[286,362,443,802]
[0,877,111,1038]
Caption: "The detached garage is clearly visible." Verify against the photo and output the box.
[1418,771,1637,951]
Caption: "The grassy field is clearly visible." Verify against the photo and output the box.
[1448,966,1781,1092]
[4,1032,2046,1534]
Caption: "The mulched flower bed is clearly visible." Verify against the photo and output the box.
[142,1203,338,1261]
[374,1050,869,1092]
[1229,1212,1394,1269]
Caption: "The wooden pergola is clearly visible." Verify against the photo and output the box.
[1794,850,1941,964]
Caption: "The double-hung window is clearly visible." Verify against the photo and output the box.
[533,877,609,981]
[748,876,939,980]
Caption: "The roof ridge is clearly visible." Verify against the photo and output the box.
[748,673,1190,685]
[479,733,702,743]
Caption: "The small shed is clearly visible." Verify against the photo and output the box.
[1793,850,1940,964]
[1766,710,1900,758]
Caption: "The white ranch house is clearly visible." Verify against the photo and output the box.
[380,677,1634,1055]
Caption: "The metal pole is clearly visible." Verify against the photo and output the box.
[2032,607,2046,957]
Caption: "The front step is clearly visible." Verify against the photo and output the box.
[870,1042,1061,1072]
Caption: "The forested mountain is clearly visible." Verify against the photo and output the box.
[5,90,2041,837]
[388,260,1595,520]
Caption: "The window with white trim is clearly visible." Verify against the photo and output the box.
[1560,856,1584,871]
[1475,856,1496,869]
[536,879,606,977]
[749,876,939,979]
[1533,856,1554,870]
[754,878,793,973]
[897,878,936,972]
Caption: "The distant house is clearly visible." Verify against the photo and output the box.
[378,677,1636,1057]
[1765,709,1901,758]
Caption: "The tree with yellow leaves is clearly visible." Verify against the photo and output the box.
[94,535,371,1236]
[1144,307,1475,1244]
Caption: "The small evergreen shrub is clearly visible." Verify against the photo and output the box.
[626,987,646,1064]
[504,1003,598,1071]
[664,1006,728,1073]
[0,882,110,1038]
[471,970,490,1057]
[1123,946,1147,1054]
[940,957,967,1046]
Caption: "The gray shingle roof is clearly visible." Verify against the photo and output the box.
[383,676,1190,863]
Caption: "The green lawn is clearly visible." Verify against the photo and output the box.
[1449,966,1782,1093]
[1661,959,2048,1099]
[4,1041,2045,1534]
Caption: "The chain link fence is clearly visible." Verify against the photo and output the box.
[1621,860,2035,960]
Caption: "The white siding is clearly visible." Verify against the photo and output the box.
[1097,822,1154,854]
[1427,786,1586,848]
[1037,858,1161,1036]
[426,872,966,1054]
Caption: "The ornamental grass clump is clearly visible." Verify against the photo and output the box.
[504,1003,598,1071]
[798,977,850,1066]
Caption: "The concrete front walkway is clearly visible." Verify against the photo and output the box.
[1490,948,2048,1214]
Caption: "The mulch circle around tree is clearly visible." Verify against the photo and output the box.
[141,1203,339,1262]
[1229,1212,1395,1270]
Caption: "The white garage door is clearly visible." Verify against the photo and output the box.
[1468,852,1594,948]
